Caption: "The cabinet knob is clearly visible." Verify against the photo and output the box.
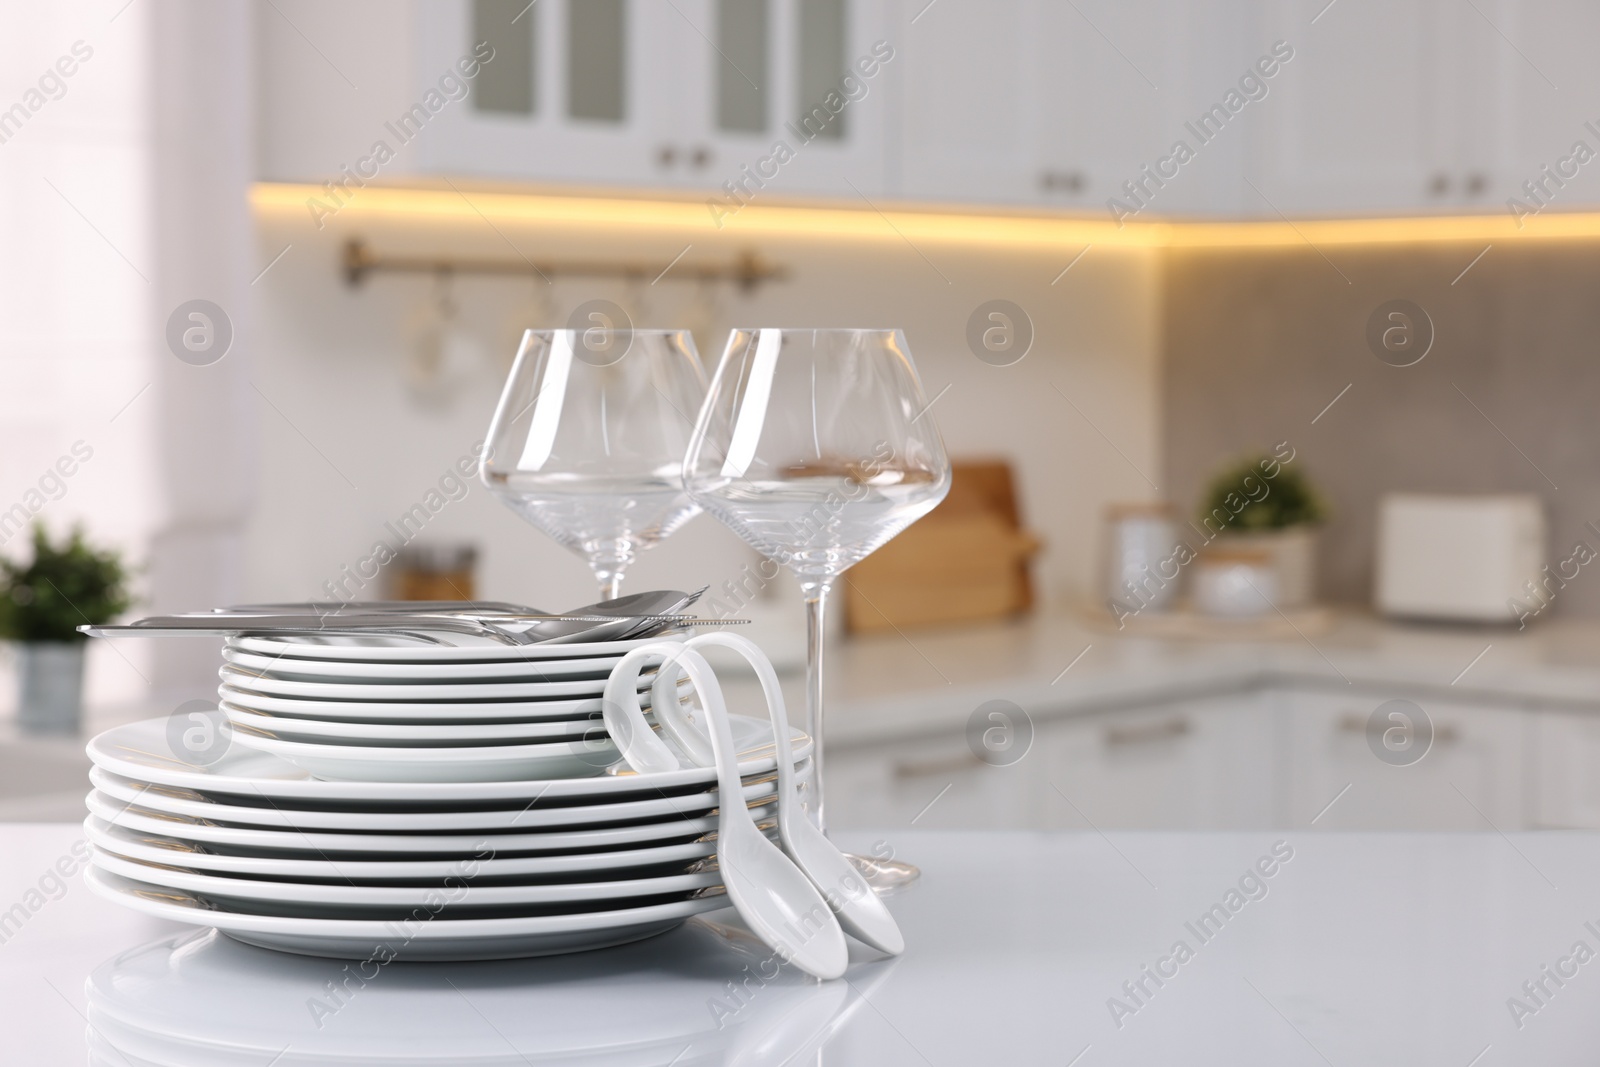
[690,145,713,169]
[656,144,677,169]
[1428,173,1450,197]
[1465,172,1488,196]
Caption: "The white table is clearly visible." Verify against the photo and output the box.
[6,824,1600,1064]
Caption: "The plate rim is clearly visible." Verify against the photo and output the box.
[225,631,689,663]
[85,865,728,937]
[87,716,807,802]
[85,789,779,853]
[89,848,722,908]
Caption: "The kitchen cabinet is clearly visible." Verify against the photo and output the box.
[1532,711,1600,828]
[1246,0,1600,216]
[1039,691,1276,830]
[411,0,684,188]
[895,0,1252,214]
[329,0,896,195]
[257,0,1600,217]
[826,726,1042,830]
[1276,684,1528,830]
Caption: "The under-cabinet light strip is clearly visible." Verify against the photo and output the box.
[252,182,1600,249]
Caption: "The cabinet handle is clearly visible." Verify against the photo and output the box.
[690,145,713,169]
[1428,173,1450,197]
[891,752,983,779]
[1039,169,1086,194]
[1104,717,1189,747]
[1464,172,1488,196]
[656,144,677,169]
[1336,713,1459,744]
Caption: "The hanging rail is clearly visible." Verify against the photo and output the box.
[341,239,786,292]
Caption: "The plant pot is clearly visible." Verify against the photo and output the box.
[17,641,87,735]
[1212,527,1318,609]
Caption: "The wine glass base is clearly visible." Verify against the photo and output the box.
[845,853,921,893]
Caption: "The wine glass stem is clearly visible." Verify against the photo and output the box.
[593,567,623,601]
[802,577,834,835]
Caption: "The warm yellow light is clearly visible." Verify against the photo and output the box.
[251,181,1600,250]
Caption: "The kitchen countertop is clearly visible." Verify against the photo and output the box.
[810,610,1600,747]
[8,823,1600,1064]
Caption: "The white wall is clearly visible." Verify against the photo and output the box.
[0,0,254,718]
[244,202,1164,626]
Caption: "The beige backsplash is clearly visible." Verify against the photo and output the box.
[1162,240,1600,617]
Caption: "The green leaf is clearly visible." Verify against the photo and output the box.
[0,523,132,642]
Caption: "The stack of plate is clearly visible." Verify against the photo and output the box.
[83,632,811,961]
[213,633,702,783]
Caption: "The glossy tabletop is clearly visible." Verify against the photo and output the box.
[5,825,1600,1064]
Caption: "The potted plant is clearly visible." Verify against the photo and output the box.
[1197,455,1326,609]
[0,524,130,734]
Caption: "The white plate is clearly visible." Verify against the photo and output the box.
[86,789,779,855]
[90,848,721,917]
[84,815,742,881]
[87,716,806,805]
[219,665,626,703]
[227,631,688,663]
[221,647,623,683]
[220,703,602,745]
[225,729,616,783]
[216,683,619,723]
[86,866,726,960]
[91,766,782,832]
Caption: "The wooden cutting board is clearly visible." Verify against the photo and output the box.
[844,460,1040,633]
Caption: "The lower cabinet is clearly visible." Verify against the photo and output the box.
[1039,691,1277,830]
[824,729,1042,831]
[826,682,1566,831]
[826,690,1276,831]
[1276,686,1528,831]
[1532,711,1600,828]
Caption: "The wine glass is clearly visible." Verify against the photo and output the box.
[481,328,708,599]
[683,328,951,888]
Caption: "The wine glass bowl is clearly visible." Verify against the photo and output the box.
[684,328,951,888]
[685,329,951,580]
[481,328,707,598]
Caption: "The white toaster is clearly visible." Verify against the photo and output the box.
[1374,493,1546,623]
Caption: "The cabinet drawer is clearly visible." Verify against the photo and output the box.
[826,732,1040,830]
[1280,687,1527,830]
[1040,693,1275,830]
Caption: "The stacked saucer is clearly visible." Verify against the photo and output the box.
[83,632,810,961]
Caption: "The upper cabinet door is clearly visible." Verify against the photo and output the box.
[895,0,1035,203]
[1468,0,1600,219]
[1030,0,1261,218]
[1247,0,1466,216]
[412,0,685,186]
[664,0,895,199]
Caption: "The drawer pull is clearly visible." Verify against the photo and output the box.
[1104,717,1189,747]
[1337,713,1459,744]
[892,753,983,779]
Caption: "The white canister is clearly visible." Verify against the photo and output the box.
[1193,548,1279,618]
[1103,504,1180,613]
